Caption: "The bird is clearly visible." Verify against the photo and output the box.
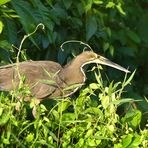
[0,51,130,114]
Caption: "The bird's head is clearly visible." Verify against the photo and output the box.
[77,51,130,73]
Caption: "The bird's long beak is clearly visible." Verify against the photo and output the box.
[94,56,130,73]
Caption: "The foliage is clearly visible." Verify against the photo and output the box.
[0,68,147,147]
[0,0,147,111]
[0,0,148,147]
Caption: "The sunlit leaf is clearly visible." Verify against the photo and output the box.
[93,0,103,5]
[122,134,133,147]
[106,2,115,8]
[0,0,11,5]
[116,3,126,15]
[58,101,71,113]
[89,83,99,89]
[0,21,4,34]
[123,70,136,87]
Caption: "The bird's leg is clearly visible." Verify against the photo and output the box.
[15,100,22,111]
[15,96,31,111]
[31,99,41,118]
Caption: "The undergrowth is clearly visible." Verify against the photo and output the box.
[0,26,147,148]
[0,67,147,148]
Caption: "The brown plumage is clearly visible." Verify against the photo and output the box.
[0,51,130,102]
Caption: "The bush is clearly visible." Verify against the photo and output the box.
[0,67,147,147]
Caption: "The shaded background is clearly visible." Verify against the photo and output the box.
[0,0,147,119]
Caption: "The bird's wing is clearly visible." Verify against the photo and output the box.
[0,61,62,99]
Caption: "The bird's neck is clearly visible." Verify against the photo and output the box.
[59,57,87,85]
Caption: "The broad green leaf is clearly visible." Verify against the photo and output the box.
[84,107,104,121]
[61,113,76,121]
[0,21,3,34]
[121,110,142,128]
[103,42,109,52]
[3,138,10,145]
[127,30,141,44]
[85,0,93,13]
[85,129,93,138]
[122,134,133,147]
[89,83,99,89]
[58,101,71,113]
[87,138,97,147]
[130,110,142,128]
[11,1,36,32]
[106,2,115,8]
[86,15,97,41]
[0,111,10,126]
[0,40,11,49]
[0,0,11,5]
[11,0,38,46]
[114,143,123,148]
[101,95,109,109]
[4,19,17,44]
[63,0,72,9]
[128,133,141,147]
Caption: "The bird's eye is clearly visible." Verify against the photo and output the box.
[97,55,100,58]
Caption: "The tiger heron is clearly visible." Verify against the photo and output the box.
[0,51,130,115]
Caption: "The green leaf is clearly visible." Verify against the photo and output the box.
[0,111,10,126]
[61,113,76,122]
[0,40,11,49]
[0,21,4,34]
[63,0,72,9]
[122,134,133,147]
[123,70,136,87]
[4,19,17,44]
[127,30,141,44]
[93,0,103,5]
[0,108,3,116]
[85,129,93,138]
[58,101,71,113]
[116,3,126,15]
[110,98,134,106]
[106,2,115,8]
[86,15,97,41]
[109,45,114,56]
[128,133,141,147]
[0,0,11,5]
[89,83,99,89]
[103,42,110,52]
[26,133,34,143]
[11,1,36,32]
[85,0,93,13]
[84,107,104,121]
[121,110,142,128]
[130,110,142,128]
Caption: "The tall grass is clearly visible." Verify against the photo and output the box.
[0,67,147,147]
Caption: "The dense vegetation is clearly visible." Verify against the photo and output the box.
[0,0,148,147]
